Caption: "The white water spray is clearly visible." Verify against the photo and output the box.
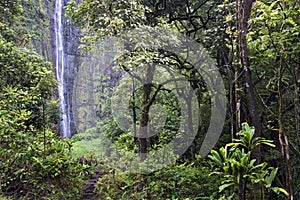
[54,0,71,138]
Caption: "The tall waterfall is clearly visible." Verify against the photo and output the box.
[54,0,71,138]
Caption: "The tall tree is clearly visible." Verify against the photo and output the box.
[236,0,262,160]
[249,0,300,198]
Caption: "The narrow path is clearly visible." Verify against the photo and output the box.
[82,171,103,200]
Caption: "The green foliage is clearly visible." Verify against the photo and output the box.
[101,117,125,142]
[0,39,58,129]
[95,162,221,200]
[65,0,147,50]
[0,0,46,45]
[95,170,138,200]
[64,0,300,198]
[248,2,300,197]
[0,195,12,200]
[227,122,275,152]
[208,122,288,199]
[71,127,106,159]
[115,133,135,151]
[146,163,220,199]
[0,125,86,199]
[249,0,300,60]
[0,39,86,199]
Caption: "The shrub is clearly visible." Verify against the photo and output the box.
[94,162,221,199]
[0,40,87,199]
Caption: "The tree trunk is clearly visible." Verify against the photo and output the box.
[236,0,262,198]
[235,68,241,134]
[186,87,195,159]
[138,65,155,161]
[230,68,238,139]
[237,0,262,161]
[278,60,294,200]
[295,56,300,148]
[132,78,138,146]
[235,0,242,134]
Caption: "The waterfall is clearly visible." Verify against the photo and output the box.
[54,0,71,138]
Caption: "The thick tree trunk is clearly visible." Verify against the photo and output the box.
[236,0,262,198]
[138,65,155,161]
[237,0,262,159]
[139,98,150,161]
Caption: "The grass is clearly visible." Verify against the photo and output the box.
[71,137,104,159]
[71,127,112,160]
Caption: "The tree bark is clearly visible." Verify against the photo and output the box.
[230,67,238,139]
[186,87,195,159]
[132,78,138,146]
[236,0,261,161]
[236,0,262,198]
[138,65,155,161]
[295,56,300,148]
[235,68,241,135]
[278,59,294,200]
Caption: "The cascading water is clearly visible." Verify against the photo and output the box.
[54,0,71,138]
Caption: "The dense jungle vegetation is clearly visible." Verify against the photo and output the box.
[0,0,299,199]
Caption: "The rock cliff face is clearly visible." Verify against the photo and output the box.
[32,0,81,137]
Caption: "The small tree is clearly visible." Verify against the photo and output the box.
[208,122,288,199]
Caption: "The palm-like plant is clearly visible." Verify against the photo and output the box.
[227,122,275,152]
[208,122,288,200]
